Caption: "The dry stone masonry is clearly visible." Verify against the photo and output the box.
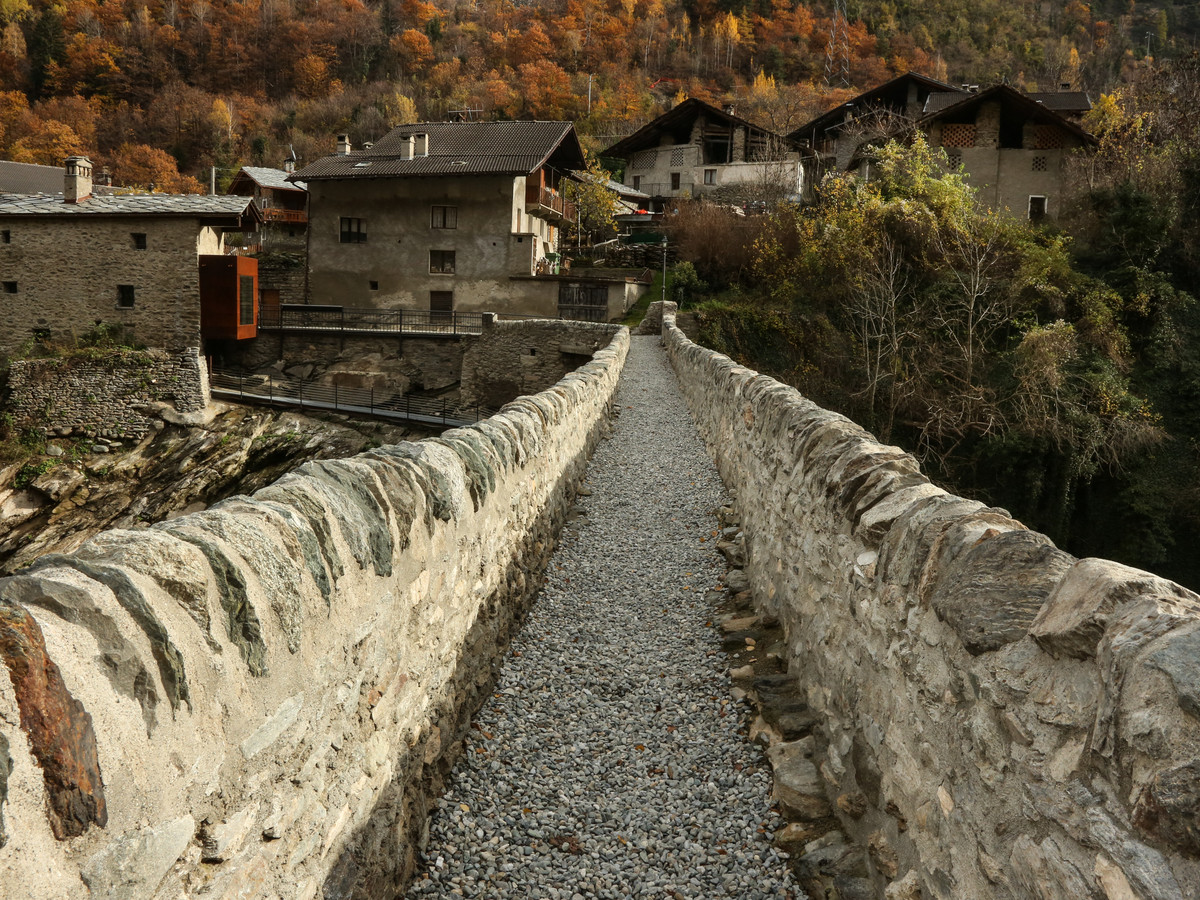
[0,324,627,898]
[7,348,209,441]
[659,301,1200,900]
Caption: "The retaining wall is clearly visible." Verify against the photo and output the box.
[8,348,209,440]
[662,303,1200,900]
[0,325,628,899]
[460,320,623,409]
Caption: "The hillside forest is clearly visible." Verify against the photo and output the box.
[0,0,1195,184]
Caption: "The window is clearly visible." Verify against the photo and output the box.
[671,172,681,191]
[339,217,367,243]
[1,230,10,244]
[431,206,458,229]
[2,281,16,293]
[429,250,456,274]
[131,232,147,249]
[117,284,136,308]
[632,175,641,191]
[369,280,379,290]
[704,169,716,185]
[1029,196,1048,222]
[238,275,254,326]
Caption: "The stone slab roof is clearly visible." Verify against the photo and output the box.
[0,193,257,220]
[0,160,64,195]
[294,121,585,181]
[233,166,307,192]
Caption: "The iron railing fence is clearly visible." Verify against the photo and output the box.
[209,370,495,427]
[258,304,486,336]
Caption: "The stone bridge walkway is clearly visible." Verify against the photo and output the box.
[406,336,799,899]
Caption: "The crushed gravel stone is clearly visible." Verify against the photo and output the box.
[406,334,801,900]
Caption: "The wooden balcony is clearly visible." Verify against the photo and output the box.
[260,207,308,225]
[525,185,576,223]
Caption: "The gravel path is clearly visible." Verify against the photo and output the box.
[406,335,799,900]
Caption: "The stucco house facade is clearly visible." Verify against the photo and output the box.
[0,157,259,358]
[602,99,811,208]
[790,73,1094,220]
[292,122,644,321]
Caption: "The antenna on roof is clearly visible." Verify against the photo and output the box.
[447,106,484,122]
[824,0,850,88]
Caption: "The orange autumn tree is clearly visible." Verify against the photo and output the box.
[111,143,204,193]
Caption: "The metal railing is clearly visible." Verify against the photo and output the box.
[210,370,494,427]
[258,304,485,336]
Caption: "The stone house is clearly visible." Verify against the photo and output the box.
[790,73,1095,220]
[0,156,260,358]
[292,122,648,322]
[601,98,811,208]
[226,164,308,252]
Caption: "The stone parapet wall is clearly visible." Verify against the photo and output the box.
[7,348,209,440]
[0,327,629,898]
[662,306,1200,900]
[460,319,622,409]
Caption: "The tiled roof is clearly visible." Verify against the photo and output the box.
[0,159,66,195]
[0,193,256,218]
[1026,91,1093,113]
[922,90,973,114]
[235,166,307,192]
[293,121,585,180]
[602,98,799,158]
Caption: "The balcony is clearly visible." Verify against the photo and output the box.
[525,185,576,223]
[260,207,308,225]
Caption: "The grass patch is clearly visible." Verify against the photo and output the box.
[622,269,674,328]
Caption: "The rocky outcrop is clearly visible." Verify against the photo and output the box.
[663,305,1200,900]
[0,325,628,898]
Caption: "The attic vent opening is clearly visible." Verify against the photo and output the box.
[353,161,372,168]
[451,161,467,166]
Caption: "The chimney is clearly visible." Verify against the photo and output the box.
[283,158,295,174]
[1060,81,1072,91]
[399,135,416,160]
[413,132,429,157]
[63,156,93,203]
[336,134,351,155]
[723,104,736,116]
[94,166,112,187]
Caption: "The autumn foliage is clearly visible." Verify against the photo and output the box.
[0,0,1191,183]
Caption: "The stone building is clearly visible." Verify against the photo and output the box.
[601,98,811,208]
[0,156,259,357]
[790,73,1095,220]
[292,122,646,321]
[226,164,308,253]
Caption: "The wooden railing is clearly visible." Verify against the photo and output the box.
[258,304,485,336]
[525,185,577,222]
[260,207,308,224]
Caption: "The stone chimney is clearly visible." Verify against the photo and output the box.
[413,132,429,157]
[94,166,112,187]
[336,134,351,155]
[283,159,295,174]
[398,135,416,160]
[64,156,93,203]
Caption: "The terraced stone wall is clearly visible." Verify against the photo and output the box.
[661,302,1200,900]
[0,326,628,899]
[8,348,209,440]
